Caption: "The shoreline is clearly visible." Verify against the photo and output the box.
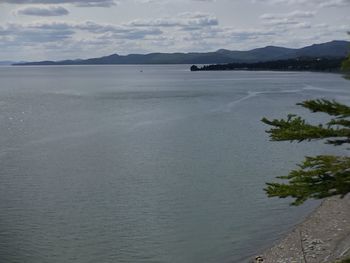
[253,195,350,263]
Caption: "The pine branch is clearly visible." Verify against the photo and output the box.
[261,115,350,143]
[328,119,350,128]
[262,98,350,205]
[298,99,350,117]
[342,55,350,72]
[265,156,350,206]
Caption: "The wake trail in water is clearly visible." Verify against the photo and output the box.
[217,89,302,112]
[217,84,350,113]
[302,84,350,94]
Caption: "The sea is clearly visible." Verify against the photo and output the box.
[0,65,349,263]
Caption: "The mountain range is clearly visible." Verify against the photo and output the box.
[15,40,350,66]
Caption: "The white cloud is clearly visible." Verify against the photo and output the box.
[0,0,116,7]
[16,6,69,16]
[0,20,163,45]
[0,0,348,60]
[128,13,218,30]
[253,0,350,8]
[260,10,316,20]
[260,10,315,29]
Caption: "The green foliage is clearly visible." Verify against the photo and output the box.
[341,32,350,78]
[265,155,350,205]
[262,99,350,205]
[193,58,344,72]
[336,259,350,263]
[342,56,350,72]
[299,99,350,117]
[342,57,350,80]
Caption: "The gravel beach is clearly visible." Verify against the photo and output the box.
[255,195,350,263]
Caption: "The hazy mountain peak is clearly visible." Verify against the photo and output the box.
[16,40,350,66]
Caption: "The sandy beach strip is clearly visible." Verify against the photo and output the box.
[254,195,350,263]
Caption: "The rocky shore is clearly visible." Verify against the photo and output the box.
[254,195,350,263]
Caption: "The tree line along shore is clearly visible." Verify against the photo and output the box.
[190,57,345,72]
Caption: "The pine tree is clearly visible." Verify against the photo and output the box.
[343,56,350,72]
[343,57,350,80]
[342,32,350,75]
[262,99,350,205]
[262,39,350,206]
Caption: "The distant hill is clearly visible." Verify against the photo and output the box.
[15,40,350,66]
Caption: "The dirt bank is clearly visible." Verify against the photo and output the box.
[255,195,350,263]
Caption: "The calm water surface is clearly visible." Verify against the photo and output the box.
[0,65,349,263]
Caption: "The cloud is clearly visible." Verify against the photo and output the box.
[0,22,74,44]
[253,0,350,8]
[0,17,345,57]
[73,21,163,39]
[260,10,315,20]
[0,1,347,61]
[16,6,69,16]
[0,0,116,7]
[0,20,163,45]
[260,10,315,29]
[135,0,215,3]
[128,12,218,31]
[318,0,350,7]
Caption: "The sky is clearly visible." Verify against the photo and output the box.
[0,0,349,61]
